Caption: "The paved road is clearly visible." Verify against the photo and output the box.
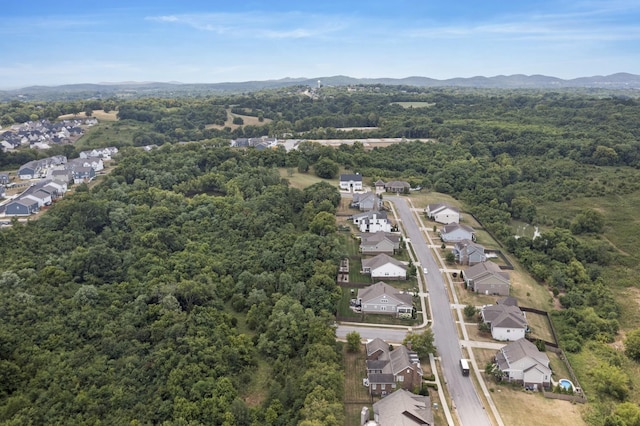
[388,196,491,426]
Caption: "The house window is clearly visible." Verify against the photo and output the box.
[381,299,388,303]
[371,384,377,390]
[397,375,404,382]
[381,306,386,311]
[507,330,510,333]
[392,383,396,389]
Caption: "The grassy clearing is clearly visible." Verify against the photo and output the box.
[206,108,272,130]
[391,101,436,108]
[77,120,151,150]
[242,358,270,408]
[526,312,555,343]
[278,168,338,190]
[58,109,118,121]
[474,348,587,426]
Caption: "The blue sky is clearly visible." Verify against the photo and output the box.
[1,0,639,88]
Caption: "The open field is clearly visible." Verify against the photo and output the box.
[277,168,338,190]
[474,348,587,426]
[206,108,272,130]
[58,109,119,121]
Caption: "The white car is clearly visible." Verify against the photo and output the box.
[423,267,428,274]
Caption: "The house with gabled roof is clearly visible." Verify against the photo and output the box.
[374,179,386,194]
[481,300,528,341]
[426,203,460,224]
[4,199,39,216]
[359,232,401,255]
[372,389,433,426]
[453,239,486,265]
[340,173,363,192]
[351,210,387,226]
[23,189,52,207]
[72,167,96,184]
[0,173,9,185]
[464,261,510,296]
[359,211,392,233]
[351,191,381,211]
[357,281,413,317]
[495,338,551,390]
[440,223,475,243]
[365,338,423,396]
[384,180,411,193]
[362,254,407,280]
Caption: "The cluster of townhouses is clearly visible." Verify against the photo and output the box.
[2,147,117,217]
[0,118,98,151]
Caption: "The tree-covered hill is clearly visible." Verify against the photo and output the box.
[0,145,345,425]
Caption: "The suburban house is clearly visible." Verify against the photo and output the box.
[72,167,96,184]
[463,261,511,296]
[43,181,67,198]
[18,161,42,179]
[372,389,433,426]
[495,338,551,390]
[425,203,460,224]
[453,239,487,265]
[357,281,413,317]
[67,157,104,172]
[4,199,39,216]
[358,212,392,233]
[0,186,5,198]
[440,223,475,243]
[362,254,407,280]
[52,170,73,184]
[384,180,411,193]
[23,190,52,207]
[374,179,386,194]
[359,232,401,255]
[366,338,423,396]
[79,146,118,160]
[0,173,9,185]
[352,210,387,226]
[351,191,382,211]
[481,300,528,341]
[339,173,363,192]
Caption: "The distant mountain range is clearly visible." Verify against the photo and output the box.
[2,73,640,100]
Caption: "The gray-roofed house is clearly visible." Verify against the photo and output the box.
[463,261,510,296]
[339,173,363,192]
[372,389,433,426]
[72,167,96,184]
[0,173,9,185]
[425,203,460,224]
[440,223,475,243]
[4,199,39,216]
[362,254,407,280]
[374,179,386,194]
[24,189,52,207]
[18,161,41,180]
[365,338,423,396]
[453,239,487,265]
[481,302,527,341]
[357,281,413,317]
[0,185,5,198]
[350,191,381,211]
[495,338,551,390]
[384,180,410,194]
[52,169,73,184]
[359,232,401,255]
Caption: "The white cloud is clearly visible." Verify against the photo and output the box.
[146,11,347,39]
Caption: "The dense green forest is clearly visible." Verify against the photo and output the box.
[2,86,640,424]
[0,146,345,425]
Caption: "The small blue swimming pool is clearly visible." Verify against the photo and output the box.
[559,379,573,390]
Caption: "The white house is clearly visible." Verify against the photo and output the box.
[440,223,475,243]
[362,254,407,280]
[495,338,551,390]
[481,302,527,341]
[23,190,52,207]
[359,212,392,233]
[426,203,460,224]
[339,173,363,192]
